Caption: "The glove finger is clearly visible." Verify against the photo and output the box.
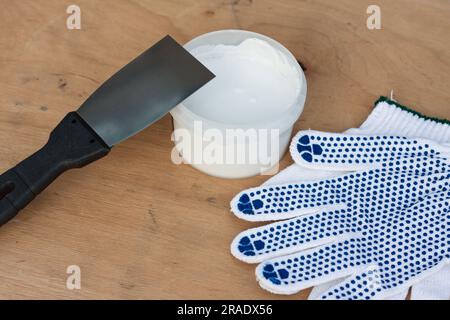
[262,163,345,186]
[231,153,449,222]
[290,130,449,171]
[385,290,409,300]
[308,278,409,300]
[318,265,385,300]
[410,265,450,300]
[231,208,351,263]
[230,178,348,222]
[318,267,411,300]
[308,278,345,300]
[255,237,364,295]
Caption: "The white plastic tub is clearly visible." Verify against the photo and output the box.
[170,30,307,178]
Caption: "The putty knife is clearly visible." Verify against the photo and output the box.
[0,36,214,226]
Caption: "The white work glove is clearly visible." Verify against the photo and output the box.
[231,97,450,299]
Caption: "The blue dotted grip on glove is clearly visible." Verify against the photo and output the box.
[230,131,450,299]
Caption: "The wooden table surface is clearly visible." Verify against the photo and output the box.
[0,0,449,299]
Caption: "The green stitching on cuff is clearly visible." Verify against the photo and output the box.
[375,96,450,126]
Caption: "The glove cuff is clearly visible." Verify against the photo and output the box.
[354,96,450,143]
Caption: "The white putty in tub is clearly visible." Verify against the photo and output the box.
[183,38,302,125]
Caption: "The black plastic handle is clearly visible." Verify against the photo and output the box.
[0,112,110,226]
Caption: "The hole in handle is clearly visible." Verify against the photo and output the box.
[0,181,15,200]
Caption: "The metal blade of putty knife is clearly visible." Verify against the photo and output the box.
[78,35,215,147]
[0,35,215,226]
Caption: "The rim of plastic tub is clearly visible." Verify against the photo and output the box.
[170,29,307,132]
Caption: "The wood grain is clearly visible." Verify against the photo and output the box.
[0,0,449,299]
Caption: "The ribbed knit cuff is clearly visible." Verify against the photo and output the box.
[357,97,450,143]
